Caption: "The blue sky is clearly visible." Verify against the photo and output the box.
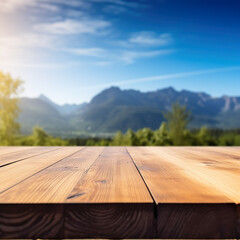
[0,0,239,104]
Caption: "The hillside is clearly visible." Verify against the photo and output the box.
[18,87,240,136]
[18,98,71,135]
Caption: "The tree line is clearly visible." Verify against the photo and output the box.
[1,71,240,146]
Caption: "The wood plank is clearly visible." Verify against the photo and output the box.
[157,203,236,239]
[0,147,31,155]
[155,147,240,203]
[65,203,155,239]
[159,147,240,239]
[65,147,155,238]
[66,147,152,203]
[0,204,64,239]
[0,146,239,239]
[0,147,82,194]
[0,147,103,203]
[237,204,240,239]
[127,147,231,203]
[181,146,240,168]
[127,147,237,239]
[0,146,61,167]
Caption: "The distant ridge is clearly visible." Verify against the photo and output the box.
[18,87,240,136]
[38,94,87,115]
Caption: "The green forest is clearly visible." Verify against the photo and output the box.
[1,71,240,147]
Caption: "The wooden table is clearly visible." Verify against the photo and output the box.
[0,146,239,239]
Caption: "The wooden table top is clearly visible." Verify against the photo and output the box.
[0,146,239,239]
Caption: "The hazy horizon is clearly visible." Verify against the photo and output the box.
[1,0,240,104]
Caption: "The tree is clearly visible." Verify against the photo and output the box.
[125,129,139,146]
[136,128,154,146]
[154,122,172,146]
[164,102,192,145]
[31,126,68,146]
[197,126,216,146]
[0,72,23,145]
[112,131,125,146]
[32,126,49,146]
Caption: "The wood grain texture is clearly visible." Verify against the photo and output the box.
[0,204,64,239]
[65,203,155,239]
[0,147,31,156]
[127,147,239,239]
[127,147,231,203]
[0,147,103,203]
[152,147,240,203]
[0,146,60,167]
[0,147,81,193]
[66,147,153,203]
[157,203,236,239]
[64,147,155,238]
[0,146,239,239]
[237,204,240,239]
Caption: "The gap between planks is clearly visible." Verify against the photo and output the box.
[0,147,155,238]
[126,146,158,217]
[0,147,85,195]
[0,147,239,239]
[0,147,33,156]
[127,146,239,239]
[0,146,62,168]
[0,147,153,203]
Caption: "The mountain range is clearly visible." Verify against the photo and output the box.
[18,87,240,137]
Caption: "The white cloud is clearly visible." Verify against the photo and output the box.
[0,61,83,69]
[0,0,36,12]
[79,66,240,90]
[49,0,88,7]
[66,47,173,64]
[90,0,146,8]
[36,3,60,12]
[112,66,240,86]
[120,49,174,63]
[0,0,144,15]
[34,19,111,35]
[65,9,85,18]
[67,48,105,57]
[0,34,56,48]
[0,0,171,66]
[129,32,172,46]
[0,0,88,12]
[0,0,144,14]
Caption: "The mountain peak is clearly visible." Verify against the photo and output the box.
[38,94,57,106]
[39,94,50,101]
[38,94,85,115]
[158,86,176,93]
[105,86,121,92]
[90,86,122,104]
[164,86,176,91]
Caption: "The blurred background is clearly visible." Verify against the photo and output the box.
[0,0,240,146]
